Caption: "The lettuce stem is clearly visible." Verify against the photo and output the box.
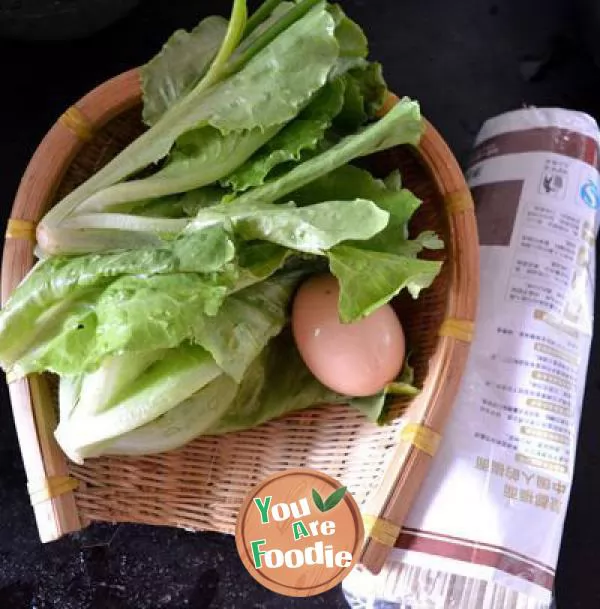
[243,0,283,38]
[195,0,247,93]
[225,0,322,77]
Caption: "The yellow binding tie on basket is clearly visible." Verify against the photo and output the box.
[5,218,36,243]
[362,514,401,547]
[445,190,474,215]
[439,318,475,343]
[60,106,94,141]
[400,423,442,456]
[28,476,78,506]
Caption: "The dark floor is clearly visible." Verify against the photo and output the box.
[1,0,600,607]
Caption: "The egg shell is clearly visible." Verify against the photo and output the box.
[291,274,405,397]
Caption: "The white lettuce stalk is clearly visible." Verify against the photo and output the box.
[55,346,221,463]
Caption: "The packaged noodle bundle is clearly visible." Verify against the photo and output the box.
[343,107,599,608]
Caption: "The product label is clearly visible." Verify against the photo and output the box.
[397,122,597,603]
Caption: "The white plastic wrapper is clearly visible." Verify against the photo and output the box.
[343,108,600,609]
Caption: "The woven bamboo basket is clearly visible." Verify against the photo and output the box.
[2,69,479,574]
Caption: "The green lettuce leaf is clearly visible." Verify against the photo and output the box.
[142,0,247,125]
[226,20,385,193]
[355,63,387,117]
[231,98,424,207]
[0,227,234,372]
[180,186,229,215]
[327,3,368,77]
[335,73,367,132]
[90,273,232,361]
[290,164,444,256]
[90,186,228,219]
[235,241,291,289]
[347,392,387,424]
[386,357,420,398]
[205,330,334,435]
[83,125,279,207]
[223,78,346,192]
[141,16,229,126]
[75,350,167,418]
[226,0,322,77]
[187,199,390,255]
[328,244,443,322]
[388,230,444,257]
[189,273,300,382]
[14,255,297,380]
[123,196,190,219]
[291,164,419,232]
[12,274,230,378]
[335,63,387,130]
[10,295,98,380]
[206,329,388,435]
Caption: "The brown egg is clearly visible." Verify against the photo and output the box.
[291,274,405,397]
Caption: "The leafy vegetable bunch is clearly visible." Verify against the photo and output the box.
[0,0,443,463]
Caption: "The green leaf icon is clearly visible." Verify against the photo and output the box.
[312,488,325,511]
[323,486,347,511]
[312,486,347,512]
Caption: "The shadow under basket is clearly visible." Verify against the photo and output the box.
[1,69,479,574]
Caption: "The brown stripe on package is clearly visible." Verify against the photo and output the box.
[396,529,555,591]
[469,127,600,170]
[471,181,523,246]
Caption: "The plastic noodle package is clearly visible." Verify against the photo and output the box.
[343,107,599,609]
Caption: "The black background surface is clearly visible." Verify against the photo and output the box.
[1,0,600,607]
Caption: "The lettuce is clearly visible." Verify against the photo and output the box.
[69,126,281,210]
[55,344,222,463]
[328,245,442,322]
[141,16,229,127]
[53,272,302,462]
[287,163,444,321]
[84,373,241,458]
[39,1,339,244]
[334,63,387,130]
[232,98,424,207]
[4,197,388,378]
[327,3,368,77]
[0,228,235,372]
[0,0,443,461]
[187,199,389,254]
[223,78,346,192]
[89,329,388,457]
[40,98,421,256]
[68,4,336,213]
[289,164,441,254]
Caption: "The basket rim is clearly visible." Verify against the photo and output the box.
[1,68,479,572]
